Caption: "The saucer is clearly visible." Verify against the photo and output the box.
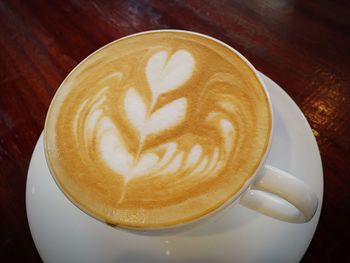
[26,72,323,263]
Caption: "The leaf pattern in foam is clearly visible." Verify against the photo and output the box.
[145,97,187,136]
[146,50,195,100]
[124,85,187,137]
[124,88,147,131]
[97,116,133,177]
[81,49,234,187]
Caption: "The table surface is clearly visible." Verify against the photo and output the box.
[0,1,349,262]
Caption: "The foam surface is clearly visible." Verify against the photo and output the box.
[45,31,271,228]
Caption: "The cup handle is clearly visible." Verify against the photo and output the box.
[239,165,318,223]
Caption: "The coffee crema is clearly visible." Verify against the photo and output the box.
[45,31,272,228]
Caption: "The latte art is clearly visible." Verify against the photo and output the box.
[74,49,234,199]
[45,31,271,227]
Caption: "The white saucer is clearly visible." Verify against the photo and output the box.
[26,72,323,263]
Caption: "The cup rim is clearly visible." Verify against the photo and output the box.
[44,29,273,231]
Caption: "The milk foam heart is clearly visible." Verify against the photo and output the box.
[45,31,271,228]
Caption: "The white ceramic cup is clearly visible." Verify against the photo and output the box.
[44,30,318,229]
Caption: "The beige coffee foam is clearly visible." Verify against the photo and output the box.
[45,31,271,228]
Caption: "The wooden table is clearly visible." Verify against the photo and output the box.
[1,1,349,262]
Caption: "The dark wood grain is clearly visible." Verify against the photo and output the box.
[0,0,349,262]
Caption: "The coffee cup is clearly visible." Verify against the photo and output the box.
[44,30,318,230]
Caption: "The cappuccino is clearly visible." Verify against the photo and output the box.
[45,31,271,228]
